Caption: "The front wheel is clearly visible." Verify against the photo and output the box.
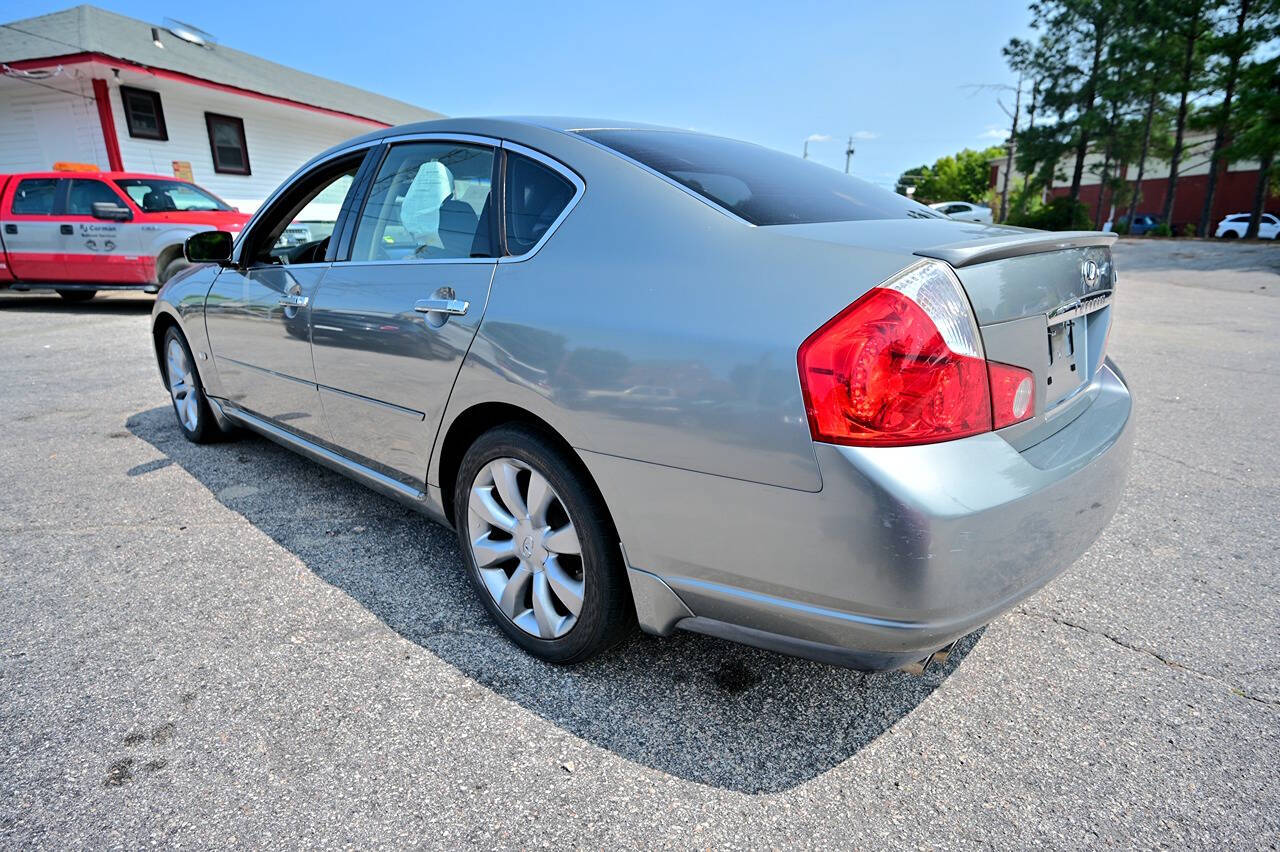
[56,289,96,303]
[162,326,224,444]
[453,424,635,663]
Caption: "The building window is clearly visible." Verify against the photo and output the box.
[120,86,167,140]
[205,113,250,175]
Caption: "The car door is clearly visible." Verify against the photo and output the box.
[204,150,370,441]
[308,137,500,486]
[61,178,145,283]
[2,177,66,281]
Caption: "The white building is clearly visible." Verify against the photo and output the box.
[0,5,442,211]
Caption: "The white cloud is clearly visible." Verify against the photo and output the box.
[806,133,832,143]
[979,127,1008,141]
[851,130,879,141]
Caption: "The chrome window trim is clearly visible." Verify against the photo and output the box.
[567,130,755,228]
[497,141,586,264]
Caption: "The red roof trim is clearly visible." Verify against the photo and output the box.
[7,52,392,128]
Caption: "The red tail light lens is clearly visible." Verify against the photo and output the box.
[798,261,993,447]
[988,361,1035,429]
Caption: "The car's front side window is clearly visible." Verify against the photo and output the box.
[349,142,495,262]
[66,179,125,215]
[504,152,575,256]
[243,157,363,265]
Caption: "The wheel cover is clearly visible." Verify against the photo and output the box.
[165,338,200,432]
[467,457,585,639]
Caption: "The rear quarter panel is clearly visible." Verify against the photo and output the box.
[439,128,918,492]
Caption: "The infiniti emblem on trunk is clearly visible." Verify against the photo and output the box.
[1082,259,1101,288]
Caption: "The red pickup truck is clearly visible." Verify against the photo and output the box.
[0,171,249,301]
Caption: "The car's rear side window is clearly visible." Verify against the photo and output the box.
[11,178,58,215]
[577,129,942,226]
[350,142,496,262]
[505,153,575,256]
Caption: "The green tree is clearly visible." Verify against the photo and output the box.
[906,147,1005,205]
[1195,0,1280,235]
[1227,55,1280,237]
[1160,0,1215,227]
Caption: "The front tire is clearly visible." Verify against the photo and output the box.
[56,289,96,302]
[159,255,192,284]
[162,326,222,444]
[453,424,635,663]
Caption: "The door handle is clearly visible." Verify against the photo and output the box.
[277,293,309,308]
[414,298,469,316]
[5,224,17,235]
[60,224,74,235]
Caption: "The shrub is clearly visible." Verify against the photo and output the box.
[1112,220,1130,235]
[1006,197,1092,231]
[1149,222,1172,237]
[1182,223,1198,238]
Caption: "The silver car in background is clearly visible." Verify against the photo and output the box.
[154,117,1132,671]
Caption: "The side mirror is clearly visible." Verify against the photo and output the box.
[185,230,234,264]
[91,201,132,221]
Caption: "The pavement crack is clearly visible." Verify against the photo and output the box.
[1133,447,1248,485]
[1014,608,1279,709]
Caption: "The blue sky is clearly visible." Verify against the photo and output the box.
[11,0,1032,188]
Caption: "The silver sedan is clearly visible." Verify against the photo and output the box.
[153,118,1133,671]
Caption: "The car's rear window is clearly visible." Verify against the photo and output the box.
[577,128,942,226]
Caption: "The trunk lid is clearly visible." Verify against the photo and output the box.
[771,219,1119,450]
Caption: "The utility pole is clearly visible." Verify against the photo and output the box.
[803,139,810,159]
[844,137,855,174]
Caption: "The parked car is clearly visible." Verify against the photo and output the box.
[0,170,249,301]
[1115,213,1162,236]
[154,118,1132,672]
[1215,212,1279,239]
[929,201,993,223]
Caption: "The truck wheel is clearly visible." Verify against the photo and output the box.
[56,290,97,303]
[159,256,191,283]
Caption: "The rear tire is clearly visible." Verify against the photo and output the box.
[453,423,635,663]
[162,326,223,444]
[56,289,96,302]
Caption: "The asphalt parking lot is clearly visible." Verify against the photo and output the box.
[2,239,1277,848]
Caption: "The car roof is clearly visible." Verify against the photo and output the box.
[3,171,195,182]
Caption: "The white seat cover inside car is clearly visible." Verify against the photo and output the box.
[400,161,454,245]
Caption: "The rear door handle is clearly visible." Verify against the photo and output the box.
[60,224,74,235]
[277,293,309,308]
[4,224,15,235]
[414,298,469,316]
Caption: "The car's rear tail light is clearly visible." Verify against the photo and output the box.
[798,261,992,447]
[988,361,1035,429]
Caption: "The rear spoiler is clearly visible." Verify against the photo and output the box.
[914,230,1118,269]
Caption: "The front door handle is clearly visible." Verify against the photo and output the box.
[60,224,74,235]
[414,298,469,316]
[277,293,309,308]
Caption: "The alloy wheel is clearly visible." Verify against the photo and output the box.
[166,338,200,432]
[467,457,585,639]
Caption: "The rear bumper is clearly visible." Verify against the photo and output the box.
[587,360,1133,670]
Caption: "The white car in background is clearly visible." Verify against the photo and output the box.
[1215,213,1278,239]
[929,201,993,223]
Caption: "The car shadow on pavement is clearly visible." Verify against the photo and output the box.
[0,293,155,315]
[127,405,981,794]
